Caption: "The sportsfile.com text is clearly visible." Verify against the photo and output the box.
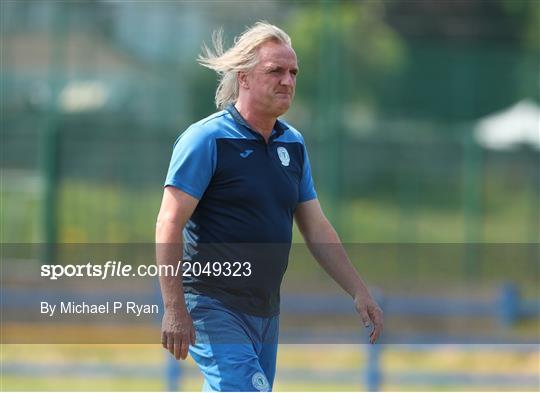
[40,261,252,280]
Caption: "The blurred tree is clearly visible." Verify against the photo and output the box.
[380,0,538,122]
[283,0,537,124]
[498,0,539,52]
[285,1,405,110]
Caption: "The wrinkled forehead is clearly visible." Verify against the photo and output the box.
[255,41,298,68]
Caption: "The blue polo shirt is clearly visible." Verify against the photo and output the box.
[165,104,316,316]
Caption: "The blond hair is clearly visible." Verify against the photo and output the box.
[198,21,292,110]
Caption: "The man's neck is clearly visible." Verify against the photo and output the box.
[234,102,275,142]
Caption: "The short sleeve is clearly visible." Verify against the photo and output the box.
[298,143,317,203]
[164,126,216,199]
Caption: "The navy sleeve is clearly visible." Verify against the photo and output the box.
[164,126,216,199]
[298,142,317,203]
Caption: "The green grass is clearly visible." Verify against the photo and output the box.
[3,176,538,243]
[1,376,168,391]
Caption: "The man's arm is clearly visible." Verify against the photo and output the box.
[156,186,199,359]
[294,199,383,343]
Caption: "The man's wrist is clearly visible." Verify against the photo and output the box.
[352,286,371,301]
[164,300,188,312]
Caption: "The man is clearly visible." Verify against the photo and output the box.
[156,21,383,391]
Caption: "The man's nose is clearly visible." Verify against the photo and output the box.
[281,73,295,87]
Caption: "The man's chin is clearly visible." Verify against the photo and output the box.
[274,107,289,117]
[274,101,291,116]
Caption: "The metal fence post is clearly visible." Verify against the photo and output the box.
[499,282,519,327]
[41,2,67,260]
[365,343,381,391]
[462,130,483,279]
[316,0,344,232]
[165,355,181,391]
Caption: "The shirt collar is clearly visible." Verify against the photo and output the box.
[226,103,288,140]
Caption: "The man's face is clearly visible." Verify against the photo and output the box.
[241,41,298,117]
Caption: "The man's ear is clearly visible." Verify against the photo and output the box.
[238,71,249,89]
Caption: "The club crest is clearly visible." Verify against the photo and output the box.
[251,371,270,392]
[277,146,290,167]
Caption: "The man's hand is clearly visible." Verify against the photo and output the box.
[161,307,196,360]
[295,200,384,344]
[354,291,383,344]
